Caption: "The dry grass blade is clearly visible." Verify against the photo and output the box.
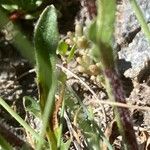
[56,64,150,112]
[56,64,107,123]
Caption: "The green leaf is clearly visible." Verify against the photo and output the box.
[67,44,76,62]
[34,5,59,110]
[88,20,97,43]
[58,40,68,55]
[58,71,67,84]
[55,127,71,150]
[34,5,59,56]
[88,0,116,68]
[34,5,59,150]
[0,134,13,150]
[23,96,41,118]
[96,0,116,44]
[60,139,71,150]
[0,97,44,143]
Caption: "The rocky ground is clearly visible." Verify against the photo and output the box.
[0,0,150,149]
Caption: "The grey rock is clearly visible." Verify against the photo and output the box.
[118,31,150,78]
[117,0,150,80]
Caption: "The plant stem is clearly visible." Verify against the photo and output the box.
[129,0,150,42]
[104,69,138,150]
[88,0,139,149]
[34,5,59,150]
[0,97,44,143]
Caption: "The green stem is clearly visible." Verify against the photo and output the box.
[89,0,138,149]
[34,5,59,150]
[129,0,150,42]
[0,134,13,150]
[36,57,57,150]
[0,97,44,143]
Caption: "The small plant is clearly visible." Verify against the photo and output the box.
[0,0,43,20]
[34,5,59,150]
[0,0,150,149]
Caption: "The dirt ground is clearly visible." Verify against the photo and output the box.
[0,0,150,149]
